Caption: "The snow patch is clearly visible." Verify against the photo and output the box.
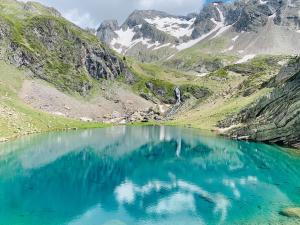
[269,13,276,19]
[232,35,239,42]
[145,17,196,38]
[259,0,268,4]
[112,28,136,49]
[236,54,256,64]
[196,72,209,77]
[297,30,300,33]
[210,7,230,39]
[111,28,163,54]
[153,43,171,50]
[211,25,231,39]
[177,7,226,51]
[166,53,176,60]
[223,45,234,53]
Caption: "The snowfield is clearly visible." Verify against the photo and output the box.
[145,17,196,38]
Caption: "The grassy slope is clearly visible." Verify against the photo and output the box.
[162,36,238,72]
[0,61,107,141]
[167,55,287,130]
[128,55,286,131]
[0,0,110,95]
[167,88,272,130]
[127,58,234,101]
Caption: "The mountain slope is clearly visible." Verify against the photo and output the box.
[0,0,130,95]
[97,0,300,63]
[0,60,106,141]
[219,57,300,148]
[0,0,156,141]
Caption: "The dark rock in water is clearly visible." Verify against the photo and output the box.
[219,57,300,148]
[279,208,300,218]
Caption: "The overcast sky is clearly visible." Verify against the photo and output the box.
[20,0,205,28]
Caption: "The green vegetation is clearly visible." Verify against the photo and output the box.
[162,36,237,72]
[0,0,293,143]
[166,88,272,130]
[0,0,110,95]
[229,55,289,96]
[127,59,213,104]
[0,61,107,141]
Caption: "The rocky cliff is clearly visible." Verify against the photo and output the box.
[219,57,300,148]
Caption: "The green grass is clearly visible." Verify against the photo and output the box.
[166,88,272,130]
[0,61,108,141]
[0,0,107,95]
[162,36,237,72]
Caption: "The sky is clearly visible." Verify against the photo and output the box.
[20,0,205,28]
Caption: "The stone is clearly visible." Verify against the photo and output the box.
[80,117,93,122]
[280,208,300,218]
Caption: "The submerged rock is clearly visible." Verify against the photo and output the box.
[280,207,300,218]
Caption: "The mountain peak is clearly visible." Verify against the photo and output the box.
[97,0,300,61]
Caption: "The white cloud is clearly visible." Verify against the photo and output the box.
[63,8,98,28]
[16,0,204,28]
[137,0,204,14]
[138,0,187,8]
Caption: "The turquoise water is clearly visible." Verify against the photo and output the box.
[0,126,300,225]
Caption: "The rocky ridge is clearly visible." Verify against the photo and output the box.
[219,57,300,148]
[97,0,300,62]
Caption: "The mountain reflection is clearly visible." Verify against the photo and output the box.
[0,126,299,225]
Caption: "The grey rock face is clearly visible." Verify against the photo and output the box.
[220,57,300,148]
[274,0,300,30]
[276,57,300,83]
[96,20,119,43]
[230,2,273,31]
[85,46,125,80]
[192,3,226,38]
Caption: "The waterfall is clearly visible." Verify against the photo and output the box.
[166,87,182,117]
[175,87,181,105]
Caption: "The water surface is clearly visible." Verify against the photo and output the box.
[0,126,300,225]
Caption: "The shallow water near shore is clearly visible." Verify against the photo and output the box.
[0,126,300,225]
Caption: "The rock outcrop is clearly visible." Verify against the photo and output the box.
[219,57,300,148]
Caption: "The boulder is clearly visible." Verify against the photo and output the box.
[280,208,300,218]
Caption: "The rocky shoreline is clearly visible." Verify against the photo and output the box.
[219,57,300,149]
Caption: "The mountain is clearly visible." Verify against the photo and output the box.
[0,0,299,149]
[97,10,196,61]
[0,0,131,95]
[97,0,300,62]
[0,0,156,140]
